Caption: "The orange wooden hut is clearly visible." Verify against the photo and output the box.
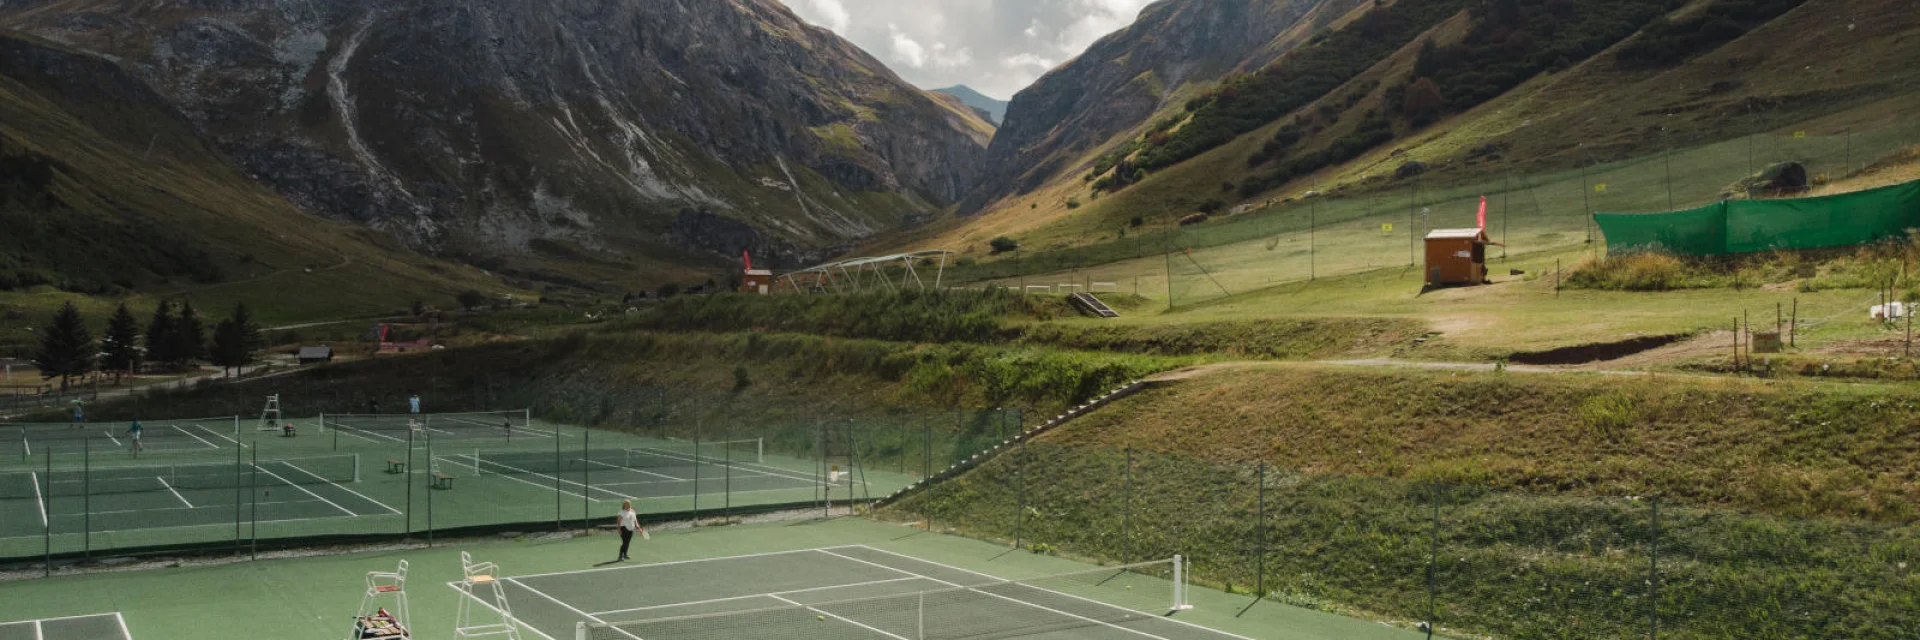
[1423,228,1500,287]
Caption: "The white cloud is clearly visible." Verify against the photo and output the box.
[889,25,927,68]
[779,0,1157,99]
[789,0,850,33]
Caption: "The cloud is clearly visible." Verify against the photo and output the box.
[788,0,850,33]
[778,0,1155,99]
[889,25,927,68]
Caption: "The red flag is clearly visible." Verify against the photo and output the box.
[1476,196,1488,230]
[743,251,753,271]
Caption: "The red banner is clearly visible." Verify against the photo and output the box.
[1477,196,1488,230]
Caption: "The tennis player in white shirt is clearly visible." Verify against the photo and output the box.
[616,500,647,561]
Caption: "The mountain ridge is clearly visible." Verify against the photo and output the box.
[0,0,993,284]
[932,85,1008,125]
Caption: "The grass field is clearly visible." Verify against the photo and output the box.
[884,365,1920,639]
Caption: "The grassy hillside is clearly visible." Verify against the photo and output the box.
[893,0,1920,276]
[884,365,1920,639]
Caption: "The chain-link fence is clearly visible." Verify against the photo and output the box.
[885,442,1920,639]
[0,403,1021,573]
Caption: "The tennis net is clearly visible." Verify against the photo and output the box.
[0,454,360,499]
[323,410,532,434]
[575,557,1188,640]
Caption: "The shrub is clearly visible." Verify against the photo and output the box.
[990,237,1020,254]
[1065,198,1081,210]
[1197,199,1226,215]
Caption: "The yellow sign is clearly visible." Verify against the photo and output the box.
[1382,223,1394,232]
[1594,184,1608,193]
[1793,131,1807,139]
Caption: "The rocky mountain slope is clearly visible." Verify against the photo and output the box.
[0,0,991,282]
[963,0,1365,212]
[932,85,1008,125]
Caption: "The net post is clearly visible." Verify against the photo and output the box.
[918,590,926,639]
[43,446,51,578]
[1172,554,1192,612]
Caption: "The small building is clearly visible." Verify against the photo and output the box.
[297,346,334,365]
[1423,228,1500,288]
[742,269,773,295]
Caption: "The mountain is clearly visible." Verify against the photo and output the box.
[933,85,1008,125]
[917,0,1920,258]
[0,0,993,284]
[0,30,516,316]
[962,0,1366,212]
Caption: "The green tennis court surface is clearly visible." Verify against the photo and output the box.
[0,517,1435,640]
[0,613,130,640]
[488,545,1250,640]
[13,419,246,456]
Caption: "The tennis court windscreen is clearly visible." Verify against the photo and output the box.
[0,454,360,499]
[574,558,1185,640]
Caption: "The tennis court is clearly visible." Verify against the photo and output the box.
[436,439,826,505]
[0,455,399,554]
[12,419,245,457]
[0,613,131,640]
[465,545,1252,640]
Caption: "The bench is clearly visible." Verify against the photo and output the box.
[386,459,406,474]
[431,472,454,490]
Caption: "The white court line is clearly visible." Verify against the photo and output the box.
[439,455,594,502]
[252,462,356,517]
[170,425,220,449]
[102,430,122,446]
[195,424,247,448]
[114,612,131,640]
[587,576,925,617]
[33,619,42,640]
[816,548,1177,640]
[332,423,404,443]
[156,477,194,508]
[28,471,47,528]
[507,577,635,640]
[440,581,558,640]
[0,512,363,541]
[279,459,401,515]
[767,593,910,640]
[452,454,633,502]
[625,447,816,483]
[583,457,682,481]
[843,546,1256,640]
[513,547,826,580]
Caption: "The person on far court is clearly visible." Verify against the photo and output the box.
[616,500,647,561]
[127,419,144,455]
[369,398,379,414]
[71,403,84,428]
[408,394,421,414]
[502,417,513,437]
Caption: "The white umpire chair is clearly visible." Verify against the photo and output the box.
[354,560,411,639]
[454,552,521,639]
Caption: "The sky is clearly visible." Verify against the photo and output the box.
[779,0,1158,100]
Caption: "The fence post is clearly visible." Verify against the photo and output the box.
[555,415,563,532]
[250,447,259,561]
[43,446,51,577]
[583,427,591,531]
[1122,447,1134,564]
[1791,299,1798,347]
[405,425,414,539]
[83,436,90,559]
[426,433,434,548]
[1255,461,1266,601]
[1425,482,1439,640]
[1015,440,1026,550]
[1649,496,1661,640]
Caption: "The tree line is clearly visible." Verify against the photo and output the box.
[31,300,263,390]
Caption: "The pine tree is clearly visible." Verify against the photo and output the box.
[173,300,206,366]
[101,303,142,382]
[146,300,177,368]
[32,302,95,391]
[210,303,263,377]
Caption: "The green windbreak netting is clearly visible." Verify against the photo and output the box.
[1727,180,1920,253]
[1598,179,1920,256]
[1595,201,1728,256]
